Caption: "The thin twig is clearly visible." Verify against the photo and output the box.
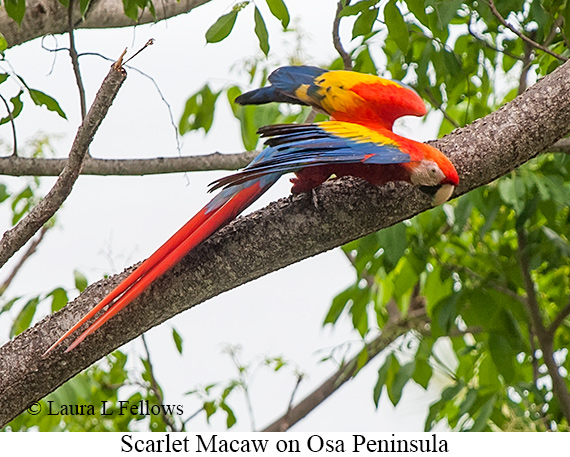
[68,0,87,120]
[333,0,353,70]
[42,46,182,157]
[488,0,568,62]
[467,16,523,62]
[141,334,178,431]
[123,39,155,65]
[423,88,460,128]
[0,226,49,296]
[518,33,535,94]
[0,150,258,176]
[0,93,17,157]
[0,56,127,269]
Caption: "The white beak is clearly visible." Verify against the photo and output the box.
[433,184,455,206]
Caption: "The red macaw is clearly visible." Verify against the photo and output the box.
[44,66,459,354]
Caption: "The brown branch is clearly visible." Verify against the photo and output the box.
[68,0,87,121]
[333,1,353,70]
[0,226,49,296]
[488,0,568,62]
[547,298,570,338]
[0,0,213,49]
[0,151,258,176]
[1,59,570,428]
[262,317,428,432]
[423,89,460,128]
[518,31,535,94]
[516,228,570,422]
[0,59,127,269]
[467,17,523,62]
[0,93,17,157]
[141,334,178,432]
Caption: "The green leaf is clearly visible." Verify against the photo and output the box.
[413,357,432,389]
[468,395,496,432]
[203,401,216,422]
[406,0,429,26]
[352,7,379,39]
[340,0,378,17]
[265,0,289,28]
[5,0,26,25]
[122,0,138,21]
[74,270,88,292]
[0,91,23,125]
[0,184,9,203]
[377,222,407,272]
[179,85,221,135]
[205,11,239,43]
[10,297,39,337]
[220,401,237,428]
[384,0,409,53]
[373,354,393,407]
[49,287,69,313]
[0,34,7,54]
[324,284,355,325]
[172,327,183,354]
[0,73,9,85]
[80,0,92,17]
[254,7,270,56]
[387,361,415,406]
[28,89,67,119]
[488,332,515,383]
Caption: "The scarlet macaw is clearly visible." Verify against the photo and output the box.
[44,66,459,354]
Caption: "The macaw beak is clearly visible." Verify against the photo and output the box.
[419,184,455,206]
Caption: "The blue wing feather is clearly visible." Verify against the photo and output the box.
[209,123,410,192]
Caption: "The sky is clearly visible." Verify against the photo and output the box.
[0,0,454,431]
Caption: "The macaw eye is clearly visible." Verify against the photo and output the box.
[430,168,438,174]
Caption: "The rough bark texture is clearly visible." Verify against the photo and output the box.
[0,151,259,176]
[1,60,570,428]
[0,0,212,48]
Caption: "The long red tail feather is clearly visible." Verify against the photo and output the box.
[44,183,266,355]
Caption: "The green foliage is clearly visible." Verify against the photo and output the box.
[122,0,156,22]
[265,0,290,29]
[206,10,240,44]
[254,7,270,56]
[330,154,570,431]
[4,0,26,25]
[178,85,221,135]
[4,350,180,432]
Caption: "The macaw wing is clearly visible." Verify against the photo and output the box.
[209,122,411,192]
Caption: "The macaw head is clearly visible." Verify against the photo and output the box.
[407,144,459,206]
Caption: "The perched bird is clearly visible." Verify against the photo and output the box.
[44,66,458,354]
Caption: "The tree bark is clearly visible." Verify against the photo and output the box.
[1,60,570,428]
[0,0,212,48]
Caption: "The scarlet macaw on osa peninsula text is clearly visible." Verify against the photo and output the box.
[44,65,459,354]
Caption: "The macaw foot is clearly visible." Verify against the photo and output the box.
[310,188,320,211]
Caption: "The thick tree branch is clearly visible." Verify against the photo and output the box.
[1,59,570,428]
[0,151,259,176]
[0,0,212,48]
[0,60,127,269]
